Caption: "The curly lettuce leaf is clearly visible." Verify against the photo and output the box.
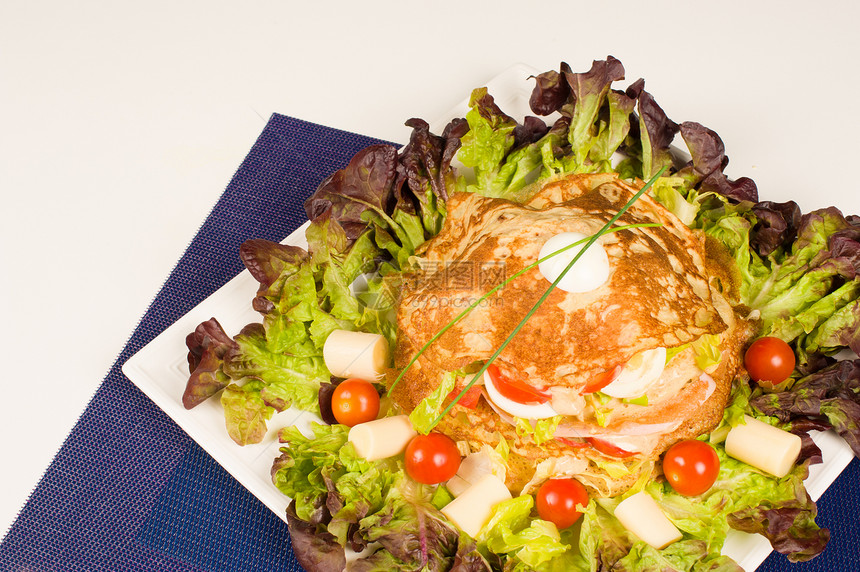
[304,144,400,240]
[576,499,638,570]
[273,423,490,571]
[409,370,458,435]
[183,319,327,446]
[352,479,467,572]
[182,317,239,409]
[284,500,347,572]
[397,117,466,235]
[563,57,626,170]
[239,239,310,307]
[220,379,274,446]
[477,495,570,571]
[650,176,701,226]
[273,423,394,537]
[750,200,802,257]
[802,297,860,356]
[612,540,742,572]
[696,197,860,362]
[635,88,680,181]
[306,212,383,324]
[528,62,572,116]
[586,87,637,173]
[726,491,828,563]
[675,122,758,203]
[768,279,860,346]
[457,87,551,200]
[225,323,327,412]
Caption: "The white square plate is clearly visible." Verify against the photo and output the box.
[122,64,855,571]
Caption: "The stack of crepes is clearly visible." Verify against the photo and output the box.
[390,172,754,496]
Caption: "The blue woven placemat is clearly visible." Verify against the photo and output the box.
[0,114,856,572]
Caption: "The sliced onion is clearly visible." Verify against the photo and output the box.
[699,373,716,401]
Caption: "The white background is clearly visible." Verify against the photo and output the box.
[2,0,859,539]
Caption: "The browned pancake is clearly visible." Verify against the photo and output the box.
[387,173,753,496]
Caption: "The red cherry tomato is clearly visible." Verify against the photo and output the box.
[486,364,550,404]
[744,337,796,385]
[581,364,622,394]
[330,379,380,427]
[662,439,720,496]
[404,433,461,484]
[536,478,589,529]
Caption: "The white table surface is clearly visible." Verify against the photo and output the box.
[2,0,859,539]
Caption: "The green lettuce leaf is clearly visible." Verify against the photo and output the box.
[226,323,326,413]
[409,370,458,435]
[284,500,347,572]
[634,88,680,181]
[650,177,702,226]
[697,198,860,363]
[577,499,639,570]
[515,416,562,446]
[352,479,465,572]
[220,379,274,446]
[303,143,400,240]
[692,334,722,371]
[182,317,240,409]
[273,423,490,571]
[478,495,570,571]
[612,540,742,572]
[563,57,626,171]
[456,87,549,200]
[586,87,637,173]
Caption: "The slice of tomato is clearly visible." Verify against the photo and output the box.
[446,385,482,409]
[581,364,622,394]
[486,364,550,405]
[555,436,590,449]
[587,437,636,458]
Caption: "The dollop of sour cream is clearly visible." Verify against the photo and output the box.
[538,232,610,293]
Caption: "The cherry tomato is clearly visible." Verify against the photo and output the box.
[744,337,796,385]
[486,364,550,404]
[404,433,461,484]
[536,478,589,529]
[662,439,720,496]
[581,364,622,394]
[330,378,380,427]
